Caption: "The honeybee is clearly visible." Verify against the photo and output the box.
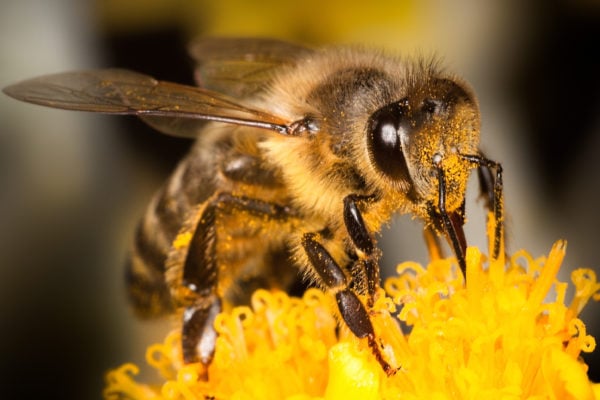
[4,38,503,375]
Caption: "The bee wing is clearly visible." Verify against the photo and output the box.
[3,69,291,138]
[189,37,313,98]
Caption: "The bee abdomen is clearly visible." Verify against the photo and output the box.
[126,164,196,317]
[125,216,174,317]
[125,257,173,318]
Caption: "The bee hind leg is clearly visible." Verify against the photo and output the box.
[181,298,221,367]
[175,196,221,368]
[176,192,294,369]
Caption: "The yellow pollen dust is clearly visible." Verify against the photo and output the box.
[172,232,193,250]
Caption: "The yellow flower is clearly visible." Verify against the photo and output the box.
[104,223,599,399]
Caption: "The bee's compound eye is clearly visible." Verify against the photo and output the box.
[367,101,411,181]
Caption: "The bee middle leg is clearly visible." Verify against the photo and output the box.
[301,194,396,375]
[177,192,293,367]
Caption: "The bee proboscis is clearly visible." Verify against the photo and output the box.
[4,38,503,375]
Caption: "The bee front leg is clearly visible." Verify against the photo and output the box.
[176,192,293,368]
[343,194,380,306]
[477,162,495,210]
[461,153,504,259]
[476,159,504,259]
[302,229,395,376]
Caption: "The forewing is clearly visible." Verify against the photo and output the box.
[189,37,312,98]
[3,69,290,137]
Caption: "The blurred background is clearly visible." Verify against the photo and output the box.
[1,0,599,398]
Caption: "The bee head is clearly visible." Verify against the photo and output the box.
[366,77,480,211]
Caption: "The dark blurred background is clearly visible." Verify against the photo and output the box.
[1,0,599,398]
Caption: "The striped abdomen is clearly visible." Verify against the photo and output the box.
[125,148,217,318]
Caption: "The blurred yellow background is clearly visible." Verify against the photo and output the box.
[1,1,599,399]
